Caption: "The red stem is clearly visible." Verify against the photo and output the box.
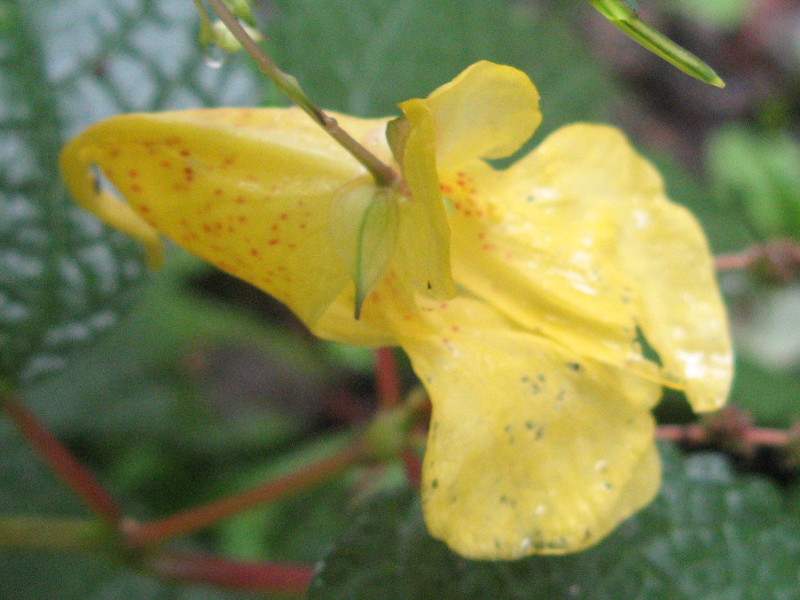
[152,550,313,596]
[0,391,123,524]
[128,438,364,547]
[715,239,800,278]
[401,448,422,488]
[375,347,402,409]
[657,423,792,446]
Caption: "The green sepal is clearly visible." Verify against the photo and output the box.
[587,0,725,87]
[331,178,400,319]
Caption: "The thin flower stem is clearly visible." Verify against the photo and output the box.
[128,436,365,547]
[151,550,313,596]
[375,347,402,410]
[204,0,400,188]
[0,390,123,525]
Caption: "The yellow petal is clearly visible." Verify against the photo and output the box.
[420,60,541,170]
[60,107,391,332]
[445,157,658,388]
[393,99,456,300]
[617,187,733,412]
[391,297,662,559]
[500,124,733,411]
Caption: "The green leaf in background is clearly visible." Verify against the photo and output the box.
[706,124,800,241]
[264,0,617,136]
[309,444,800,600]
[666,0,750,32]
[0,419,266,600]
[0,0,264,385]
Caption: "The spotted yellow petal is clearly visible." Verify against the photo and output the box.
[444,157,658,389]
[421,60,541,170]
[391,296,662,560]
[60,107,393,332]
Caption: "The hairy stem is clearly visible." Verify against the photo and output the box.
[205,0,400,187]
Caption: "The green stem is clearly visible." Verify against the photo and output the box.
[204,0,400,187]
[0,515,107,554]
[587,0,725,87]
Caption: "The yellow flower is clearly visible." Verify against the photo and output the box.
[60,61,733,560]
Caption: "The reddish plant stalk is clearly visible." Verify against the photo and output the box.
[0,392,123,524]
[152,550,313,596]
[128,438,364,547]
[375,347,402,409]
[657,423,792,447]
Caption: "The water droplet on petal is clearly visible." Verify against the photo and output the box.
[203,44,226,69]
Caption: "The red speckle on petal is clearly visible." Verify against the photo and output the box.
[250,248,260,256]
[269,239,280,246]
[237,215,248,223]
[184,167,194,182]
[214,188,223,196]
[139,204,151,214]
[440,183,453,193]
[280,213,288,220]
[128,170,139,178]
[180,149,191,157]
[131,184,142,193]
[160,160,171,168]
[235,195,246,204]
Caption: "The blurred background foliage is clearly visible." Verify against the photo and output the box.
[1,0,800,598]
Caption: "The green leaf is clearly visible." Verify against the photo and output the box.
[0,0,264,385]
[309,445,800,599]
